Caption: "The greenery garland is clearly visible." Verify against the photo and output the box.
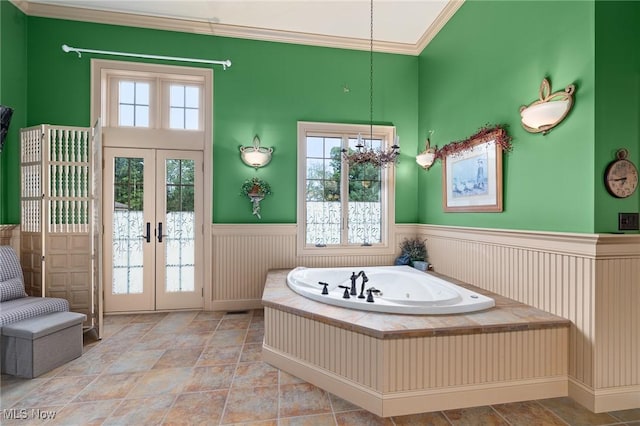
[435,124,513,160]
[241,177,272,197]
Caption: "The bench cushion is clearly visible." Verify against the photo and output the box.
[0,297,70,326]
[2,312,86,339]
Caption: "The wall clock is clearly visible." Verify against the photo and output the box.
[604,149,638,198]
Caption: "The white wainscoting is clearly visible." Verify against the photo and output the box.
[210,223,639,412]
[417,225,640,412]
[210,224,418,310]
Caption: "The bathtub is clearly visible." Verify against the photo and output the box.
[286,265,494,315]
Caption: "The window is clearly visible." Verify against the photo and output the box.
[106,72,203,131]
[118,81,150,127]
[297,122,395,255]
[169,84,200,130]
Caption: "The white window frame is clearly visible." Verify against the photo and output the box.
[297,121,396,256]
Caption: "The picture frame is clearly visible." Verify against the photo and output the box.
[442,131,503,212]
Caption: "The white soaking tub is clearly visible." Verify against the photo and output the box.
[286,265,494,315]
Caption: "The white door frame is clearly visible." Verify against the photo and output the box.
[91,59,213,311]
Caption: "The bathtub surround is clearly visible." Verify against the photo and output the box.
[263,269,570,416]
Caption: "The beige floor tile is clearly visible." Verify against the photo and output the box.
[222,385,279,424]
[105,349,165,374]
[197,345,242,366]
[47,400,122,425]
[539,397,620,426]
[183,365,235,392]
[13,375,97,408]
[72,372,143,402]
[154,347,204,369]
[443,406,508,425]
[56,351,121,377]
[240,343,263,363]
[279,371,306,386]
[218,318,252,330]
[327,393,360,413]
[245,328,264,343]
[233,362,279,388]
[334,410,394,426]
[279,413,337,426]
[130,312,169,323]
[103,394,176,425]
[194,311,225,321]
[610,408,640,422]
[210,330,248,346]
[127,367,192,398]
[492,401,566,425]
[279,383,332,418]
[163,389,228,425]
[183,319,220,333]
[0,376,50,409]
[392,411,450,426]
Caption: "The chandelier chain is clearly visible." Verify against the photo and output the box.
[370,0,374,142]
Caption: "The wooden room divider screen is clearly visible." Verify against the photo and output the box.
[20,123,103,338]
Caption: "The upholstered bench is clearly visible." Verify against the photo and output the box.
[1,311,86,378]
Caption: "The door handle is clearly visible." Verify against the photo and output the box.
[140,222,151,243]
[158,222,166,243]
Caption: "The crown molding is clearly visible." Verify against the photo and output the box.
[416,0,465,54]
[11,0,462,56]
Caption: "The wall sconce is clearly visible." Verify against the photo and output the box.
[416,131,437,170]
[239,135,273,169]
[520,78,575,135]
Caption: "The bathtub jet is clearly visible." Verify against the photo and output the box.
[286,265,495,315]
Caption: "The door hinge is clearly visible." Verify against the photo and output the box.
[201,288,204,297]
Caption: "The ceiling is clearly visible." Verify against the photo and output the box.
[19,0,463,55]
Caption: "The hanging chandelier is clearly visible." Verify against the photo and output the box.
[343,0,399,168]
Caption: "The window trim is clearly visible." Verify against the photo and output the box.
[297,121,396,256]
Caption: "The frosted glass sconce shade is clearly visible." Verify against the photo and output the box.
[240,135,273,169]
[520,78,575,135]
[416,135,436,170]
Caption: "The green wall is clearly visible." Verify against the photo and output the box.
[594,1,640,233]
[12,15,419,224]
[0,1,27,224]
[418,1,597,232]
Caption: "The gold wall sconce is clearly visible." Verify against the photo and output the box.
[416,131,437,170]
[239,135,273,169]
[520,78,575,135]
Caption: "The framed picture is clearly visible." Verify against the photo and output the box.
[442,132,503,212]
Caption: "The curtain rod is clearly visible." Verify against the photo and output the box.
[61,44,232,70]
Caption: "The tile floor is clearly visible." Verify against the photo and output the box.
[1,309,639,425]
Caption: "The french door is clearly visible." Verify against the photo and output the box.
[103,147,203,312]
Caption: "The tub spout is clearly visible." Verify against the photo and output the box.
[350,272,358,296]
[358,272,369,299]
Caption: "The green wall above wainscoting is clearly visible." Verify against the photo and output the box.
[0,1,27,224]
[2,0,638,233]
[418,0,640,234]
[1,5,419,224]
[418,0,597,233]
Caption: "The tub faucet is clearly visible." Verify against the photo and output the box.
[350,271,368,297]
[358,272,368,299]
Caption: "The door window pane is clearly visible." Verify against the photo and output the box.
[164,159,195,292]
[111,157,145,294]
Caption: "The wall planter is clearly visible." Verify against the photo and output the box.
[241,177,272,219]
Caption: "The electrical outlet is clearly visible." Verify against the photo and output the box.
[618,213,639,231]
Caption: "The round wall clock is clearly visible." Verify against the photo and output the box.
[604,149,638,198]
